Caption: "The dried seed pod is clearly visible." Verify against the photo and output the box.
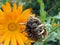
[26,16,47,41]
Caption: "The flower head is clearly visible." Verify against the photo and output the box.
[53,23,58,26]
[0,2,33,45]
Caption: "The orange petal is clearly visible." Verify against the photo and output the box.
[6,2,11,12]
[18,24,26,31]
[15,32,28,42]
[0,25,7,35]
[11,3,18,21]
[13,3,17,10]
[2,4,6,12]
[0,30,6,35]
[0,11,7,24]
[22,32,27,36]
[0,32,8,43]
[0,10,3,15]
[17,4,23,15]
[17,32,32,45]
[11,33,17,45]
[2,3,12,22]
[0,10,6,24]
[19,33,28,42]
[4,33,11,45]
[2,3,11,15]
[13,3,17,13]
[10,12,17,21]
[5,13,12,22]
[15,32,24,45]
[16,9,32,23]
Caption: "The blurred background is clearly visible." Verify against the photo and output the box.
[0,0,60,45]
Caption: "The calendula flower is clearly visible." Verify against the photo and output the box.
[0,2,34,45]
[53,23,58,26]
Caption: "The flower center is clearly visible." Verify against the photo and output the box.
[8,23,17,31]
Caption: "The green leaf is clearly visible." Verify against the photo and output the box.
[37,0,46,23]
[56,30,60,40]
[46,32,57,42]
[54,12,60,19]
[34,41,44,45]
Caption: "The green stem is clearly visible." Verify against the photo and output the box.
[58,40,60,45]
[43,41,47,45]
[37,0,46,23]
[43,26,60,42]
[48,26,60,35]
[51,18,55,25]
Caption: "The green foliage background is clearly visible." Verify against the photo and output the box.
[0,0,60,45]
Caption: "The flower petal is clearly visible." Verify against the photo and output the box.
[15,32,33,45]
[0,17,7,25]
[2,4,6,12]
[4,32,11,45]
[20,33,33,45]
[0,25,7,35]
[15,32,24,45]
[13,3,17,10]
[19,33,28,42]
[18,24,26,31]
[11,3,18,21]
[0,32,8,43]
[0,10,3,15]
[6,2,11,12]
[11,12,18,21]
[16,9,32,23]
[17,4,23,15]
[11,33,17,45]
[0,10,7,24]
[2,3,11,15]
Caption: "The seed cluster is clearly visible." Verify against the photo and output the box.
[26,16,46,41]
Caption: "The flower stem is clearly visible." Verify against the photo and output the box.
[48,26,60,35]
[43,26,60,42]
[37,0,46,23]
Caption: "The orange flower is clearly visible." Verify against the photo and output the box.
[53,23,58,26]
[0,2,33,45]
